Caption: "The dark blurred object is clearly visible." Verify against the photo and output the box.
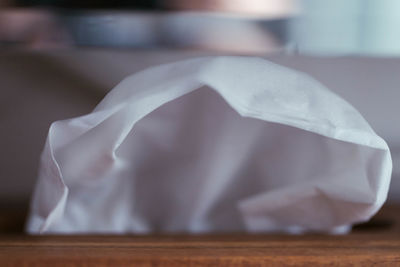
[0,8,71,49]
[61,11,284,53]
[14,0,160,9]
[10,0,298,17]
[0,0,295,51]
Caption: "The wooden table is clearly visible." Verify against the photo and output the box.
[1,205,399,266]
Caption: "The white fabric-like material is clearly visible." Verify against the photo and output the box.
[27,56,392,234]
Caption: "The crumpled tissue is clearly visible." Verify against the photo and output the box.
[27,56,392,234]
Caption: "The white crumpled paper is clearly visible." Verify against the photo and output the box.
[27,56,392,234]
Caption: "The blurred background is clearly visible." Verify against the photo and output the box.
[0,0,399,231]
[3,0,400,54]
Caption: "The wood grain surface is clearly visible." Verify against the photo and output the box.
[0,205,399,266]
